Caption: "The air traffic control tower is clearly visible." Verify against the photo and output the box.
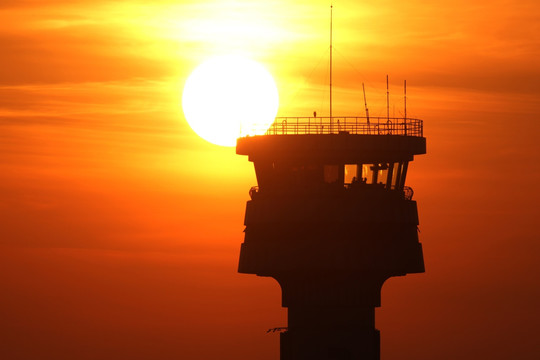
[237,116,426,360]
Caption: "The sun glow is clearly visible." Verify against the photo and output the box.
[182,55,279,147]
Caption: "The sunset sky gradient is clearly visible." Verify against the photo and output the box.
[1,1,539,359]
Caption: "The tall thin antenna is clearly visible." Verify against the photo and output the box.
[404,79,407,119]
[330,4,333,129]
[404,79,407,135]
[362,82,370,123]
[386,75,390,122]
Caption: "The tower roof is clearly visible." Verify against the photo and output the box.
[237,116,426,163]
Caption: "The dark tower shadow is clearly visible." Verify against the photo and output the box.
[237,117,426,360]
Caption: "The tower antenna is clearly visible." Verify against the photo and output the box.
[386,75,390,122]
[404,79,407,135]
[330,3,333,130]
[404,80,407,119]
[362,82,370,123]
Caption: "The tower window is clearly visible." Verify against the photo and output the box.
[344,164,358,184]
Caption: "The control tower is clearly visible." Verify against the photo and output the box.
[236,116,426,360]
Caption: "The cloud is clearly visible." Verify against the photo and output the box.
[0,30,174,86]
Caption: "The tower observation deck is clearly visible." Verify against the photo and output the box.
[237,116,426,360]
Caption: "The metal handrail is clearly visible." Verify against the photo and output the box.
[241,116,423,137]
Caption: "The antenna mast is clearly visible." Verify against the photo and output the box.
[362,82,370,122]
[330,4,333,130]
[386,75,390,122]
[404,80,407,119]
[404,79,407,135]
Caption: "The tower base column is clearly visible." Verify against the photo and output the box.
[281,306,380,360]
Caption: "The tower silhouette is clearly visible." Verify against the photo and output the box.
[237,116,426,359]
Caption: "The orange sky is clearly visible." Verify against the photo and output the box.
[1,1,539,359]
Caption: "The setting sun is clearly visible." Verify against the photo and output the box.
[181,55,279,146]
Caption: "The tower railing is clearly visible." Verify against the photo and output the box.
[241,117,423,137]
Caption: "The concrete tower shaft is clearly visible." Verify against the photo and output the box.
[237,117,426,360]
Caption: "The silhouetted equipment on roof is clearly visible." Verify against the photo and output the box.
[236,115,426,359]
